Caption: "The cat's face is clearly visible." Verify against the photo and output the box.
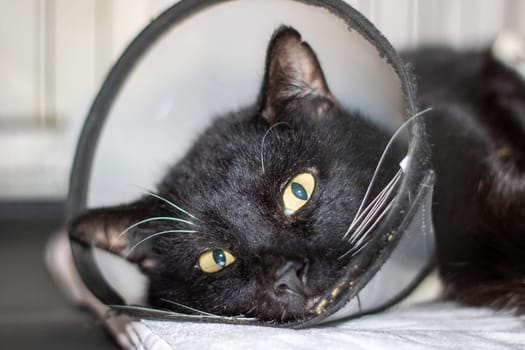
[73,27,395,322]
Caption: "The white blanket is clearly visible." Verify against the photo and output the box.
[125,302,525,350]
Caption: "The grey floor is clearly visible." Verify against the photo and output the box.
[0,203,119,349]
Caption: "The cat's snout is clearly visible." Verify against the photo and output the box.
[273,260,310,296]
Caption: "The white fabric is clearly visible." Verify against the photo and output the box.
[125,302,525,350]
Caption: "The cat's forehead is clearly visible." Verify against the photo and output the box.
[159,107,375,227]
[189,115,326,178]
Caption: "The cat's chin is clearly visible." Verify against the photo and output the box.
[242,294,323,323]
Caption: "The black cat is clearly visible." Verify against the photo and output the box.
[73,26,525,322]
[72,26,400,322]
[405,46,525,313]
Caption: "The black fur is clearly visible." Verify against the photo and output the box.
[404,47,525,312]
[73,27,525,322]
[72,27,400,322]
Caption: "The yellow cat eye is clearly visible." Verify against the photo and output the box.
[198,248,236,274]
[282,172,316,216]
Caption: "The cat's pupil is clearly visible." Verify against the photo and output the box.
[213,249,227,267]
[291,182,308,200]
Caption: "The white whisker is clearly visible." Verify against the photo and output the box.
[260,122,290,174]
[339,197,396,260]
[126,230,197,257]
[349,108,431,231]
[160,298,220,317]
[143,191,199,220]
[131,185,200,220]
[350,197,395,248]
[109,304,257,321]
[348,174,399,243]
[339,108,432,256]
[107,305,181,317]
[343,170,401,240]
[348,187,397,247]
[111,216,195,249]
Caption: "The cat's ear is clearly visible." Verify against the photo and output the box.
[260,26,336,122]
[70,201,156,270]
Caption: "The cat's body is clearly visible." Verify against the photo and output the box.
[72,27,525,322]
[405,47,525,312]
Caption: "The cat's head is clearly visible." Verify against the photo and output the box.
[72,27,397,322]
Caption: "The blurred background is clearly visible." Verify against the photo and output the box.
[1,0,524,348]
[1,0,523,201]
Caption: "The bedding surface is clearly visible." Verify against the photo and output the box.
[126,302,525,350]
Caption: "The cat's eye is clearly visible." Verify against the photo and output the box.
[282,172,316,215]
[198,248,236,273]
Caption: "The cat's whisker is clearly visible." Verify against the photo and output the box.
[348,206,386,245]
[348,176,398,244]
[125,229,197,257]
[345,168,401,238]
[110,216,196,249]
[349,108,432,231]
[339,235,369,260]
[345,190,384,236]
[339,197,396,260]
[143,190,200,221]
[107,305,183,318]
[110,304,256,321]
[260,122,291,174]
[341,192,397,258]
[348,187,397,246]
[343,169,401,240]
[132,185,200,221]
[339,169,399,259]
[246,305,258,316]
[347,177,397,240]
[346,231,377,258]
[350,198,395,248]
[341,108,431,251]
[160,299,256,320]
[159,298,220,317]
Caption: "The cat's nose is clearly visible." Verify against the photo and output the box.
[273,260,309,296]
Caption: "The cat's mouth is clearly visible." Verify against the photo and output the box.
[269,295,322,322]
[240,293,324,322]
